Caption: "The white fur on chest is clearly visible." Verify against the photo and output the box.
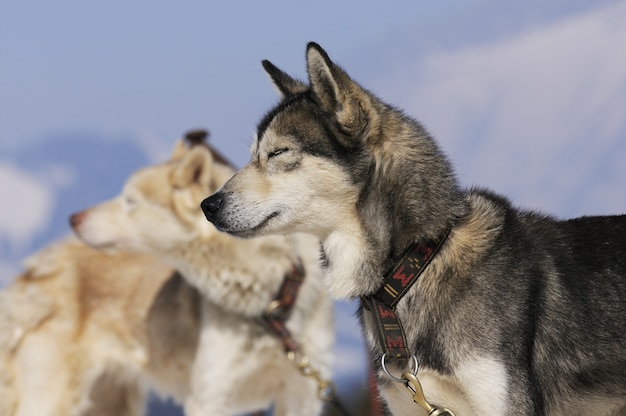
[322,230,382,299]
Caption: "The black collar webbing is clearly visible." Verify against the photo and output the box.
[363,228,451,359]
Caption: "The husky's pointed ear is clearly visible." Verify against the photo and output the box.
[262,60,307,98]
[306,43,341,107]
[306,42,372,139]
[171,144,213,189]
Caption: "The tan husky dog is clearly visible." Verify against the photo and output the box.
[70,131,335,416]
[0,236,200,416]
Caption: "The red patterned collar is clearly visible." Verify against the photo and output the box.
[362,228,451,359]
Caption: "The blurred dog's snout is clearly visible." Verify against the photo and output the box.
[69,212,85,229]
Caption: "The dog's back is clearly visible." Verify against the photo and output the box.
[463,190,626,414]
[526,212,626,412]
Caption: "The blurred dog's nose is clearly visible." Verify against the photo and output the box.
[201,193,223,222]
[69,212,84,229]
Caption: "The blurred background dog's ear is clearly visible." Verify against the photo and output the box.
[183,128,236,170]
[170,129,209,162]
[185,129,209,145]
[171,143,214,190]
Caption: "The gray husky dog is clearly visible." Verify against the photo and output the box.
[201,43,626,415]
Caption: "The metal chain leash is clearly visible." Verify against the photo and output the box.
[262,262,353,415]
[286,351,352,416]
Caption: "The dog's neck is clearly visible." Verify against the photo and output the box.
[321,218,457,300]
[321,229,384,299]
[320,136,468,300]
[164,230,295,318]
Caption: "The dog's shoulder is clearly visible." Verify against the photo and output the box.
[20,235,83,279]
[464,187,567,245]
[445,188,562,275]
[441,189,509,275]
[0,238,70,354]
[452,188,512,246]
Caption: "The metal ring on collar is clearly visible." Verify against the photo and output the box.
[381,353,419,383]
[264,299,282,316]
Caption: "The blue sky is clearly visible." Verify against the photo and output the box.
[1,0,626,410]
[0,1,463,154]
[2,0,624,193]
[3,0,624,260]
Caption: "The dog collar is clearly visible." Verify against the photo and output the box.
[362,227,451,359]
[262,261,305,353]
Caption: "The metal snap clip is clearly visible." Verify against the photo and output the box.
[402,372,456,416]
[380,353,419,383]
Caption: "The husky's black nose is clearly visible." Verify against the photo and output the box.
[201,192,223,222]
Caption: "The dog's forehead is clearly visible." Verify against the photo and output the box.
[256,93,324,148]
[256,93,306,142]
[124,164,171,205]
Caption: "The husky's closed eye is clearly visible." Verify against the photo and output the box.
[268,148,289,159]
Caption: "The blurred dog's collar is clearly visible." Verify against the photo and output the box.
[262,261,305,353]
